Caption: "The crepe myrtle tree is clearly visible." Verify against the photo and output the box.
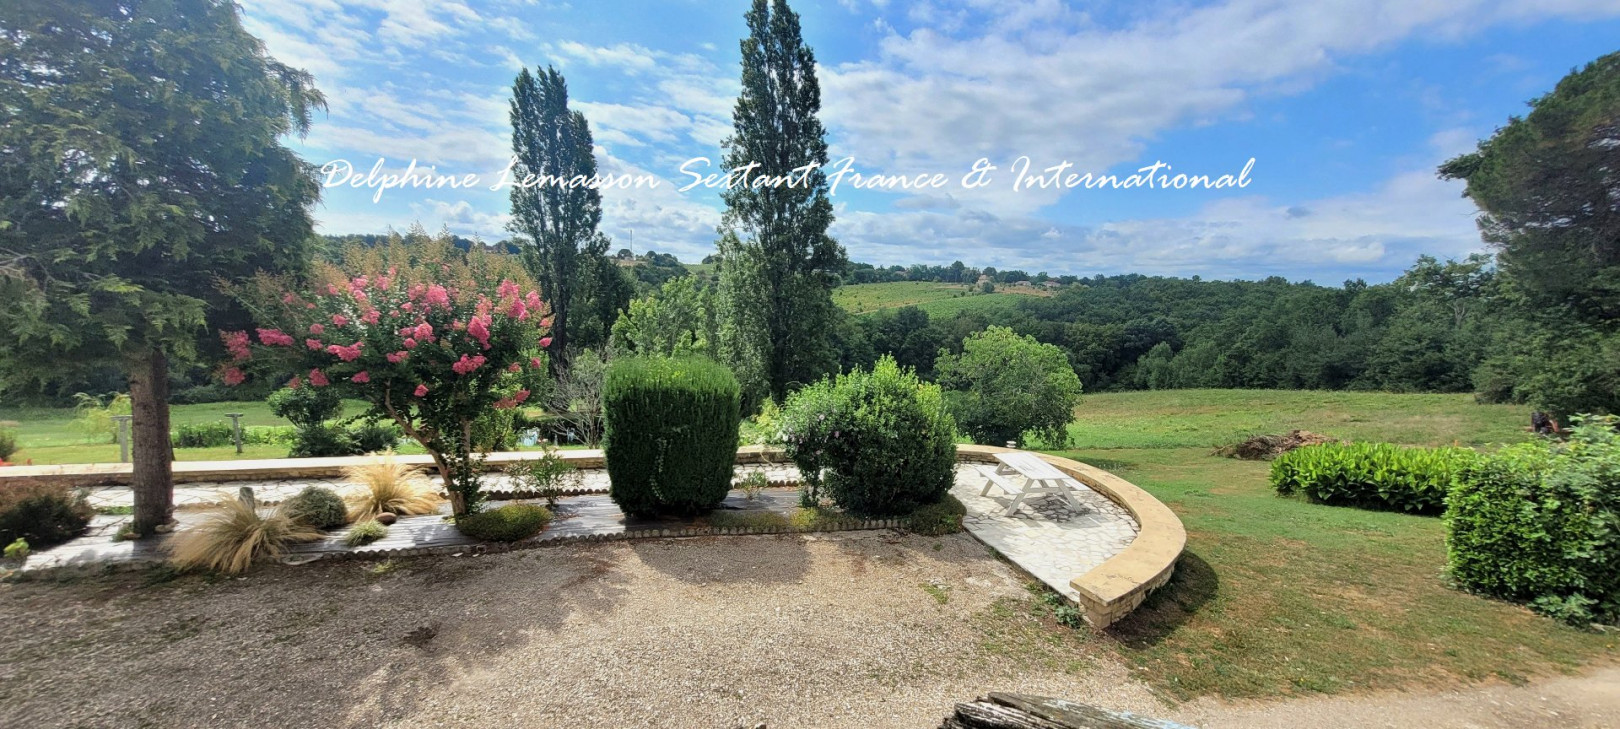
[227,243,552,515]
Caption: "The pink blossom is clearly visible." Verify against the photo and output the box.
[401,302,414,312]
[288,375,302,389]
[305,302,316,309]
[220,331,252,362]
[326,342,363,362]
[308,369,329,387]
[507,300,529,320]
[425,284,451,310]
[525,291,542,311]
[497,279,521,302]
[403,338,417,350]
[451,354,487,376]
[514,389,530,403]
[452,320,466,331]
[351,371,370,384]
[493,398,516,410]
[475,296,492,316]
[222,367,245,386]
[507,363,522,373]
[305,338,323,351]
[539,336,553,349]
[468,315,491,349]
[332,314,349,327]
[530,357,544,369]
[376,276,391,291]
[257,328,295,347]
[360,309,381,325]
[281,292,296,304]
[413,322,434,342]
[309,323,325,335]
[386,351,408,364]
[414,383,429,397]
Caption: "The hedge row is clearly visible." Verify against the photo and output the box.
[1270,442,1478,514]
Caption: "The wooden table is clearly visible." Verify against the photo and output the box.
[977,451,1088,517]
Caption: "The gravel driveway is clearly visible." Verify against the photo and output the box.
[0,531,1164,729]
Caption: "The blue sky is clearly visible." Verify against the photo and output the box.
[239,0,1620,282]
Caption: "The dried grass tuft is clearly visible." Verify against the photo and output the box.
[169,494,320,575]
[343,450,444,521]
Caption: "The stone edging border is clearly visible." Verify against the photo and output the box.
[953,445,1186,629]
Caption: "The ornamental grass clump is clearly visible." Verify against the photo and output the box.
[342,451,443,521]
[344,519,389,547]
[780,356,958,516]
[602,356,741,516]
[169,491,320,575]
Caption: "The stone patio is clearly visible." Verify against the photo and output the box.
[950,464,1139,603]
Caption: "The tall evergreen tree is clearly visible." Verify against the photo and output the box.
[0,0,324,536]
[718,0,846,405]
[508,65,607,375]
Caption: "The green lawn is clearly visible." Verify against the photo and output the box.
[833,280,1050,316]
[1020,390,1615,700]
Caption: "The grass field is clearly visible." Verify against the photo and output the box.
[833,280,1050,316]
[0,400,365,465]
[1027,389,1614,700]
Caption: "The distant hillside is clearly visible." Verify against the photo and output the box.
[833,281,1052,316]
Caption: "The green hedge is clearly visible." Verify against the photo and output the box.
[1270,442,1478,514]
[780,356,958,516]
[1446,419,1620,625]
[602,356,742,516]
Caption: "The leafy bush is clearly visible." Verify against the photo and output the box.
[242,426,297,445]
[69,392,129,444]
[602,356,741,516]
[267,386,344,428]
[505,444,578,506]
[456,503,552,542]
[173,422,235,448]
[288,423,357,458]
[1446,417,1620,625]
[4,538,28,560]
[344,519,388,546]
[169,492,320,575]
[281,486,349,529]
[0,480,92,548]
[780,356,958,516]
[348,420,401,453]
[1270,442,1478,514]
[935,326,1082,447]
[0,427,18,461]
[342,451,443,521]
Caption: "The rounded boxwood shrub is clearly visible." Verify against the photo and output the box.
[1446,418,1620,625]
[281,486,349,529]
[0,479,92,548]
[780,356,958,516]
[602,356,741,516]
[456,503,552,542]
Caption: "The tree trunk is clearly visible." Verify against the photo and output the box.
[128,347,174,537]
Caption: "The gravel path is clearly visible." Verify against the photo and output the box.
[4,531,1616,729]
[0,532,1163,728]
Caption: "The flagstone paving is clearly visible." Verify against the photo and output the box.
[950,465,1140,603]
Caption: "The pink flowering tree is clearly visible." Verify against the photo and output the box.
[227,237,552,515]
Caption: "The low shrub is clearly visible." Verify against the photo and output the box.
[5,538,29,560]
[906,494,967,536]
[169,492,320,575]
[242,426,297,446]
[0,479,92,548]
[1446,417,1620,625]
[267,386,343,428]
[780,356,958,516]
[173,422,234,448]
[602,356,741,516]
[281,486,349,529]
[288,424,357,458]
[348,420,401,454]
[504,444,578,506]
[456,503,552,542]
[0,427,18,461]
[344,520,389,546]
[343,451,444,521]
[1270,442,1478,514]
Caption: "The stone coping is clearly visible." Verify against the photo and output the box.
[954,445,1185,629]
[3,443,1182,628]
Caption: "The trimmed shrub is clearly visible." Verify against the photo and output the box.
[281,486,349,529]
[0,480,92,548]
[267,386,343,428]
[456,503,552,542]
[1270,442,1478,514]
[1446,418,1620,625]
[288,424,357,458]
[602,356,741,516]
[0,427,18,461]
[173,422,234,448]
[780,356,958,516]
[348,420,401,453]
